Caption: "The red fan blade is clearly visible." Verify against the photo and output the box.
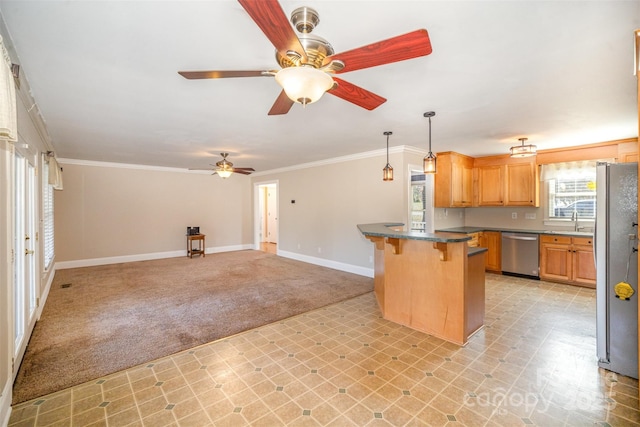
[268,90,295,115]
[328,77,386,111]
[232,169,253,175]
[238,0,307,62]
[324,29,432,74]
[178,70,269,79]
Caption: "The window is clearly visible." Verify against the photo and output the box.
[43,157,54,269]
[543,161,597,220]
[409,172,434,232]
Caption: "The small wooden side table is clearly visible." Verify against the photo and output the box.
[187,234,205,258]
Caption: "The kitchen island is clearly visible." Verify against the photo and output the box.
[358,223,486,346]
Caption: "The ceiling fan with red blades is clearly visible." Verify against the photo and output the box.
[190,153,255,178]
[178,0,432,115]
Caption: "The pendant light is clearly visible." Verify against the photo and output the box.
[509,137,537,158]
[382,131,393,181]
[423,111,437,174]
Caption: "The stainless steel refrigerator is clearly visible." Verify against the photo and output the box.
[596,162,638,379]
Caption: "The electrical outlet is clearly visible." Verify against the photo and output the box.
[511,212,518,219]
[525,213,536,220]
[317,247,322,254]
[297,243,301,249]
[369,255,373,263]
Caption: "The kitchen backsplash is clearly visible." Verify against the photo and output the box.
[434,207,594,233]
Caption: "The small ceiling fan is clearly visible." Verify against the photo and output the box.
[178,0,432,115]
[190,153,255,178]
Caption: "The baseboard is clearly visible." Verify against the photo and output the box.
[0,378,12,427]
[38,266,56,319]
[207,244,254,254]
[55,244,254,270]
[277,250,374,278]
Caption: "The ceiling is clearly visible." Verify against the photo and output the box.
[0,1,638,173]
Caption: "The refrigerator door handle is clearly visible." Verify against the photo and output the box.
[593,216,597,267]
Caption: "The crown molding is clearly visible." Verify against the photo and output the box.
[58,145,427,175]
[57,158,196,174]
[251,145,426,177]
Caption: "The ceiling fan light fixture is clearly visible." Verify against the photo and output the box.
[510,137,537,158]
[216,169,233,179]
[274,66,334,105]
[382,131,394,181]
[423,111,437,174]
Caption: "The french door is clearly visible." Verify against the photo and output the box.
[13,152,37,378]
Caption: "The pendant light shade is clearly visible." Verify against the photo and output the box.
[509,137,537,158]
[382,131,394,181]
[423,111,437,174]
[274,66,334,105]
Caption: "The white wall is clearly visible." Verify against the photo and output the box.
[54,162,253,266]
[252,148,416,274]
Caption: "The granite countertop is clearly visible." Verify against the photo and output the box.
[468,247,488,256]
[436,226,593,238]
[358,223,471,243]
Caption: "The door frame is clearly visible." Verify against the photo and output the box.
[253,179,279,251]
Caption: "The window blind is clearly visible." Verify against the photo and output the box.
[43,159,54,269]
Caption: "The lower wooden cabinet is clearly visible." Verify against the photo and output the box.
[540,235,596,288]
[479,231,501,272]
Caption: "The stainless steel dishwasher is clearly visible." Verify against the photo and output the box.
[501,232,540,278]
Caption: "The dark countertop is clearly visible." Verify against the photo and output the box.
[358,223,471,243]
[468,247,488,256]
[436,226,593,238]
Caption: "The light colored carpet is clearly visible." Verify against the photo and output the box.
[12,250,373,404]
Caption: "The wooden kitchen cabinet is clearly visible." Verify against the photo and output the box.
[617,140,638,163]
[572,237,597,287]
[477,165,504,206]
[435,152,474,207]
[540,235,595,288]
[479,231,501,272]
[504,162,539,206]
[476,159,538,207]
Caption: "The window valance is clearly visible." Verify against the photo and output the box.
[0,35,17,142]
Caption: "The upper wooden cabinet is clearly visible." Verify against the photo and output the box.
[618,141,638,163]
[504,162,539,206]
[475,158,539,207]
[477,165,504,206]
[434,152,474,207]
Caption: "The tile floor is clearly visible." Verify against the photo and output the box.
[8,274,640,426]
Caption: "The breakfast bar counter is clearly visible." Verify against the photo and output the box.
[358,223,486,346]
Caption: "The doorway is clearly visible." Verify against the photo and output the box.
[255,182,278,254]
[409,167,434,233]
[13,152,38,379]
